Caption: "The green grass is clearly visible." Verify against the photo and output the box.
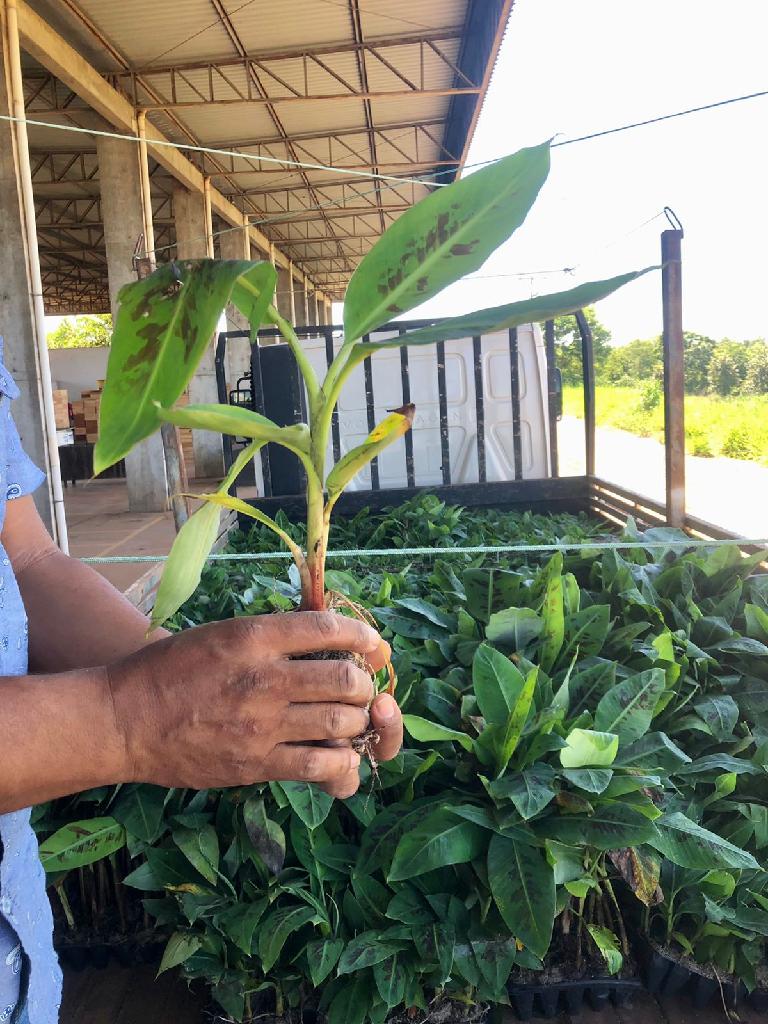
[563,385,768,464]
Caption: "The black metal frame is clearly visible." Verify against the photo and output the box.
[214,315,586,517]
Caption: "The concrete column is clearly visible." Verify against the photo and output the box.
[293,274,308,326]
[275,265,293,323]
[0,52,52,529]
[219,219,251,388]
[325,299,334,327]
[97,135,169,512]
[174,185,224,479]
[313,292,320,326]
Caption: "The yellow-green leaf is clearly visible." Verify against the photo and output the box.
[150,502,221,629]
[326,405,414,497]
[158,402,310,455]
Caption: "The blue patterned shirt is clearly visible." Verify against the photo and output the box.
[0,337,62,1023]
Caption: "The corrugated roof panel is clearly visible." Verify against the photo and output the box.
[222,0,351,52]
[357,0,466,37]
[76,0,235,64]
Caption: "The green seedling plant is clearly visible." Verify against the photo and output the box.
[93,140,653,629]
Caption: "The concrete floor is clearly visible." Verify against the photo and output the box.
[64,478,219,593]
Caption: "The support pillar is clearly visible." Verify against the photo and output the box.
[313,292,320,327]
[98,134,169,512]
[174,185,224,479]
[325,299,334,327]
[275,265,293,323]
[0,24,53,531]
[219,217,251,387]
[293,273,308,327]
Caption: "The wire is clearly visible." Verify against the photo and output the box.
[80,536,768,564]
[144,0,261,67]
[0,114,448,191]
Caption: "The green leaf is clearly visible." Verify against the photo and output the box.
[215,899,268,955]
[306,939,345,987]
[560,728,619,768]
[149,502,222,628]
[338,931,404,974]
[616,731,691,770]
[172,825,220,885]
[327,406,414,496]
[472,643,527,727]
[470,937,517,997]
[693,694,740,740]
[402,715,473,752]
[488,833,555,958]
[343,142,551,340]
[587,925,623,976]
[464,568,525,623]
[593,669,666,742]
[258,905,321,973]
[360,269,656,351]
[278,782,334,829]
[159,402,310,456]
[413,923,455,982]
[542,805,655,850]
[327,973,372,1024]
[485,608,543,653]
[38,817,126,872]
[243,796,285,874]
[386,888,433,926]
[111,785,167,844]
[560,768,614,794]
[358,800,435,873]
[389,808,485,881]
[373,955,407,1008]
[540,574,565,673]
[95,260,276,471]
[489,763,557,820]
[157,932,202,975]
[497,668,539,774]
[649,812,759,870]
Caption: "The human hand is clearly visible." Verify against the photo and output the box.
[105,612,397,797]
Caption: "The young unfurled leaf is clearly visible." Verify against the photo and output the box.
[326,405,415,497]
[560,728,619,768]
[95,260,276,471]
[343,142,551,341]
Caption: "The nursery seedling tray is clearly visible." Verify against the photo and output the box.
[507,978,643,1020]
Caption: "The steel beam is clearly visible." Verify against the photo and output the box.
[139,86,480,112]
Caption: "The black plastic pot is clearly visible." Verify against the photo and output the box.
[749,988,768,1013]
[507,978,643,1020]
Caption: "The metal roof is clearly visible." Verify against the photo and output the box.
[21,0,513,313]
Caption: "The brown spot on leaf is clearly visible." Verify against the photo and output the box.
[450,241,478,257]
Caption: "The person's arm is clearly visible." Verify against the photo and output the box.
[1,498,403,811]
[6,496,168,671]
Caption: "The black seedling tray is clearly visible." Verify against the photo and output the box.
[507,978,643,1020]
[643,943,767,1013]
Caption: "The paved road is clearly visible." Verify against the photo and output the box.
[557,416,768,540]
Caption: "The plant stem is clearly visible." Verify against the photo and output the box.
[270,306,321,416]
[602,877,630,957]
[57,883,76,931]
[576,897,585,973]
[302,481,328,611]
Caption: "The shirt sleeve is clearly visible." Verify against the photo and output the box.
[5,408,46,501]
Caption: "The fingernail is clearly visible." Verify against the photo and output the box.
[374,693,397,723]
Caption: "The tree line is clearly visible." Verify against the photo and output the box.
[554,309,768,396]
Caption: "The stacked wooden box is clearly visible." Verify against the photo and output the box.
[52,389,70,429]
[70,380,104,443]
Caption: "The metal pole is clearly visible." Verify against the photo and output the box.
[3,0,68,551]
[574,309,595,478]
[203,176,214,258]
[544,319,559,478]
[661,228,685,527]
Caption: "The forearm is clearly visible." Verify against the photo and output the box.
[0,666,127,813]
[18,549,167,672]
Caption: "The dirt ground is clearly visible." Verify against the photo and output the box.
[557,416,768,540]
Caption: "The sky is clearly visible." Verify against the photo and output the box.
[408,0,768,346]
